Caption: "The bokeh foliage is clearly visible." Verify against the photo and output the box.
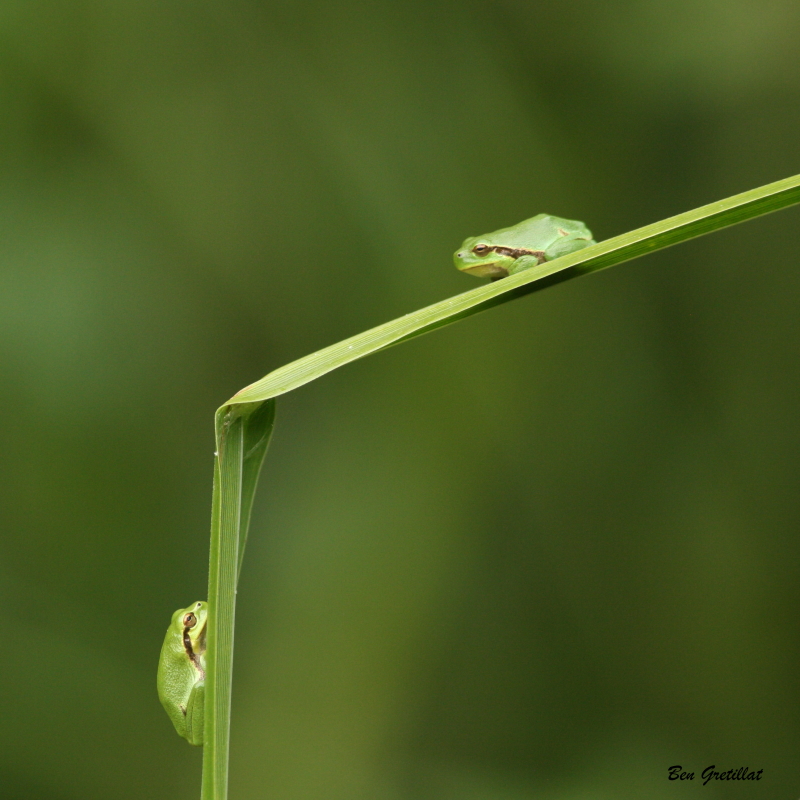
[1,1,799,798]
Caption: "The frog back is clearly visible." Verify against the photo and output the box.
[490,214,590,250]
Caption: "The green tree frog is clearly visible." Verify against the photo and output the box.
[157,601,208,746]
[454,214,595,279]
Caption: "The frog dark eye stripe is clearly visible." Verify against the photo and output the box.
[183,625,207,678]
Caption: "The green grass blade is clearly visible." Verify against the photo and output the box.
[202,401,275,800]
[229,173,800,406]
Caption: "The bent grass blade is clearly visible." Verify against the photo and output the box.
[200,173,800,799]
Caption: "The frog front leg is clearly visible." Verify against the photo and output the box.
[505,253,548,277]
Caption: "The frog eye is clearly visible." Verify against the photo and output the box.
[183,613,197,627]
[472,243,491,256]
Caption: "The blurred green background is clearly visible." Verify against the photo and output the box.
[2,1,799,798]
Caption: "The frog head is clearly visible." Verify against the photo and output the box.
[454,237,516,278]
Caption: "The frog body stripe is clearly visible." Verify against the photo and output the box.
[489,246,546,262]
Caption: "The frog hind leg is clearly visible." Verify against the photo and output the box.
[183,682,205,746]
[544,234,595,261]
